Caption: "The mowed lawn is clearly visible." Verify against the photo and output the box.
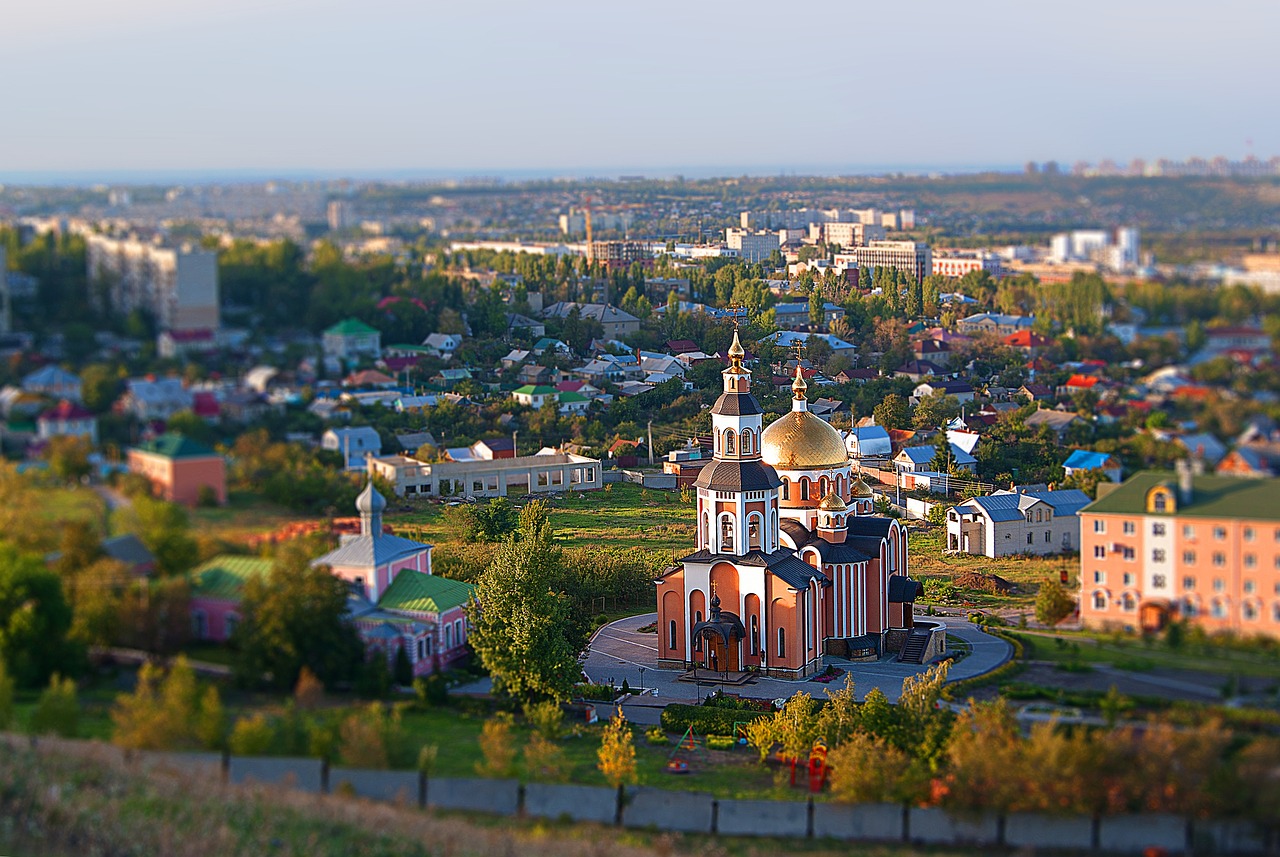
[909,528,1071,612]
[388,483,696,555]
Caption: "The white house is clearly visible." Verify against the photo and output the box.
[323,426,383,470]
[512,385,557,408]
[913,380,976,405]
[945,488,1091,557]
[422,333,464,360]
[843,425,892,463]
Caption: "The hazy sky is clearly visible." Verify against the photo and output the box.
[4,0,1278,178]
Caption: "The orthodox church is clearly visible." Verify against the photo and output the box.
[655,332,922,679]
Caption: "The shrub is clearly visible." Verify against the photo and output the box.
[229,713,276,756]
[522,734,567,782]
[574,683,617,702]
[597,709,636,788]
[645,727,669,745]
[523,700,564,741]
[706,734,736,751]
[476,714,516,778]
[294,666,325,711]
[659,703,768,737]
[30,674,78,738]
[413,674,449,708]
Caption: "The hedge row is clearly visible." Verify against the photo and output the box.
[659,703,769,737]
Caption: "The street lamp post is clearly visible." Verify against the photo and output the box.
[638,665,646,694]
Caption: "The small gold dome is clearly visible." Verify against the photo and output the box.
[851,476,874,498]
[761,411,850,470]
[818,491,848,512]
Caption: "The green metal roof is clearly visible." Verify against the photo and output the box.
[189,554,271,600]
[557,391,589,403]
[1083,471,1280,521]
[377,571,474,614]
[514,385,557,395]
[325,318,379,336]
[132,432,219,459]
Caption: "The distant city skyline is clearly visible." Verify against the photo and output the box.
[3,0,1277,180]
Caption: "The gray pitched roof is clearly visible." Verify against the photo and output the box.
[313,533,431,569]
[959,488,1091,522]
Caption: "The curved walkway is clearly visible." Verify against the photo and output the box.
[584,612,1013,723]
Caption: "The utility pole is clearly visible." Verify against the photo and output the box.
[647,421,654,466]
[512,430,518,457]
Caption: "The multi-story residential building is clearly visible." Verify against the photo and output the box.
[838,241,933,283]
[86,235,219,331]
[589,240,651,271]
[821,221,884,249]
[367,449,602,498]
[1079,464,1280,637]
[725,228,781,263]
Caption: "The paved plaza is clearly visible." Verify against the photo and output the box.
[583,611,1013,719]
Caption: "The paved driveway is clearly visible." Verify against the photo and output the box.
[584,611,1012,709]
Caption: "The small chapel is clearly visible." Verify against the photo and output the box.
[655,331,923,679]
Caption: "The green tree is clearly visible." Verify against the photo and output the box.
[111,656,224,750]
[232,542,364,691]
[1035,577,1075,626]
[466,501,582,703]
[912,391,961,430]
[30,674,79,737]
[118,496,199,577]
[0,547,82,688]
[44,435,94,483]
[0,657,13,730]
[873,393,909,431]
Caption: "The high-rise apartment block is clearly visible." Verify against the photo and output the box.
[86,235,220,332]
[1079,465,1280,638]
[725,228,782,263]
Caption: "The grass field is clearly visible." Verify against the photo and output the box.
[388,483,696,557]
[909,528,1071,612]
[38,485,110,535]
[1007,629,1280,680]
[188,490,312,543]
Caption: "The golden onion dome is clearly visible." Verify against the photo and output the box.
[818,491,848,512]
[850,476,874,498]
[761,410,850,470]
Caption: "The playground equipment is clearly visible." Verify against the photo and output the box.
[665,726,704,774]
[786,742,830,793]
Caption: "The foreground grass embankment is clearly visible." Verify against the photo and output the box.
[0,739,971,857]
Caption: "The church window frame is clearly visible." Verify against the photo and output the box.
[800,478,810,501]
[781,479,790,500]
[750,615,759,655]
[669,620,678,651]
[693,610,704,652]
[777,626,786,658]
[724,429,736,455]
[719,513,735,551]
[741,429,753,455]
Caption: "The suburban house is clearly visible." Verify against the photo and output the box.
[1024,408,1085,443]
[1216,442,1280,478]
[119,377,193,421]
[127,433,227,506]
[895,443,976,475]
[22,365,82,401]
[946,487,1091,557]
[322,426,383,470]
[513,385,557,408]
[37,400,98,443]
[913,380,976,404]
[542,302,641,341]
[323,318,382,361]
[1064,449,1124,483]
[557,391,590,415]
[422,332,464,360]
[843,425,893,466]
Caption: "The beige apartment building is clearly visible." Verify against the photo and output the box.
[86,235,220,331]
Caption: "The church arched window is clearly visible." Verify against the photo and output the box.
[819,476,829,497]
[781,479,790,500]
[777,626,786,658]
[800,478,810,501]
[693,610,703,651]
[724,430,736,455]
[741,429,753,455]
[750,615,759,655]
[836,474,845,497]
[669,620,678,651]
[748,513,762,550]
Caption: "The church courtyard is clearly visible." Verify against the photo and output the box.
[583,611,1014,709]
